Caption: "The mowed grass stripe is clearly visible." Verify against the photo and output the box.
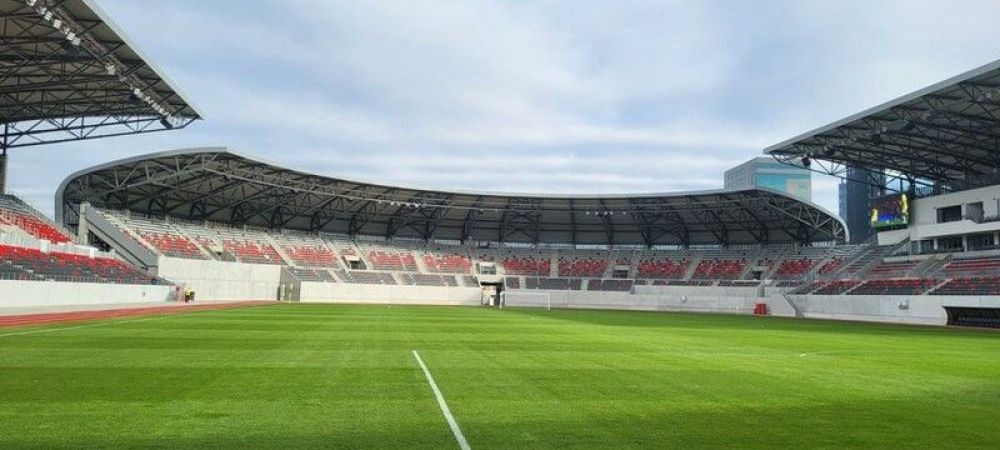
[0,304,998,449]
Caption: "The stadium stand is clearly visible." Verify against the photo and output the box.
[503,255,551,276]
[931,277,1000,296]
[263,232,338,268]
[840,246,890,276]
[335,270,397,285]
[940,256,1000,279]
[0,244,159,284]
[692,258,747,280]
[223,240,284,265]
[636,257,689,279]
[361,243,419,271]
[809,280,862,295]
[99,211,207,259]
[817,257,845,275]
[54,202,1000,302]
[558,255,608,277]
[66,208,1000,303]
[848,278,940,296]
[399,273,458,287]
[283,245,338,267]
[287,267,336,282]
[0,196,73,244]
[525,277,581,290]
[772,258,818,279]
[422,249,473,274]
[866,260,919,279]
[587,279,633,292]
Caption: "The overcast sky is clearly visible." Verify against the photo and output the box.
[11,0,1000,217]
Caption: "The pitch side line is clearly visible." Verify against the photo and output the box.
[412,350,471,450]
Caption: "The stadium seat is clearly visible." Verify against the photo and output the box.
[287,267,337,282]
[283,245,338,267]
[0,244,159,285]
[809,280,862,295]
[502,256,550,276]
[587,279,633,291]
[423,251,473,274]
[367,250,418,271]
[558,257,608,277]
[223,240,284,265]
[772,258,818,279]
[848,278,939,296]
[0,197,72,244]
[930,277,1000,296]
[636,258,689,279]
[692,259,747,280]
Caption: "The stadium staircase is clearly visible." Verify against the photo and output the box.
[177,226,215,260]
[413,251,431,274]
[908,255,947,278]
[681,253,703,281]
[82,207,159,270]
[804,255,834,278]
[756,249,782,280]
[320,239,344,269]
[0,219,33,242]
[262,234,294,266]
[917,254,952,278]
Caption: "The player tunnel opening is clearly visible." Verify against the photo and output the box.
[480,282,503,307]
[944,307,1000,328]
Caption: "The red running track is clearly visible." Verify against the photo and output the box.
[0,301,273,328]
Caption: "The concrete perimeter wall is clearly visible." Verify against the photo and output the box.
[787,294,1000,326]
[506,286,1000,327]
[157,257,282,301]
[0,280,173,308]
[506,285,765,314]
[300,283,481,306]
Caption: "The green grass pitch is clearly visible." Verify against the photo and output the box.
[1,304,998,449]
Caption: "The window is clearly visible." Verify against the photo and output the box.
[967,234,993,251]
[966,202,984,222]
[937,205,962,223]
[938,236,963,251]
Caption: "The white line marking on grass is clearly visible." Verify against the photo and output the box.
[412,350,471,450]
[0,314,175,338]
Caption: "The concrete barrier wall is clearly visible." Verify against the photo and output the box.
[0,280,173,308]
[506,285,763,314]
[787,294,1000,326]
[503,286,1000,327]
[300,283,481,306]
[157,257,282,300]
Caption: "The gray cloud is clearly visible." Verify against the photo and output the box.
[9,0,1000,220]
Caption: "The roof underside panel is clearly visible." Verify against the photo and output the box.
[58,149,847,246]
[0,0,200,149]
[766,59,1000,188]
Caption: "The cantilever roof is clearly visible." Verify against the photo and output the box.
[58,148,847,246]
[766,58,1000,187]
[0,0,201,148]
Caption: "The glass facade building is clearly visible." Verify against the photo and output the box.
[724,157,812,201]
